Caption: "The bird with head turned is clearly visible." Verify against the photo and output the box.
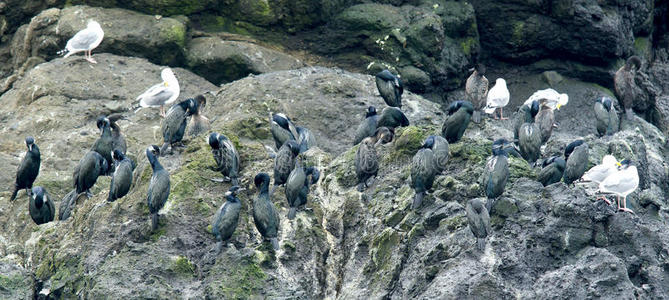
[187,95,211,138]
[92,116,114,175]
[466,63,489,123]
[160,97,198,155]
[375,70,403,108]
[594,96,619,136]
[10,136,40,201]
[598,159,638,213]
[108,150,133,202]
[517,100,542,165]
[29,187,55,225]
[466,198,492,251]
[442,100,474,143]
[58,20,104,63]
[354,106,379,145]
[563,140,589,185]
[537,156,566,187]
[614,56,642,120]
[285,158,320,220]
[136,68,180,117]
[212,186,243,254]
[270,113,298,150]
[208,132,240,185]
[482,138,511,211]
[272,140,300,195]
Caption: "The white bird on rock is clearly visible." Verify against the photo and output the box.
[523,88,569,111]
[581,155,618,184]
[598,159,638,213]
[136,68,180,117]
[58,20,104,64]
[484,78,510,120]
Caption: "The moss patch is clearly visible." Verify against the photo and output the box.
[217,259,267,298]
[369,228,400,271]
[172,256,195,276]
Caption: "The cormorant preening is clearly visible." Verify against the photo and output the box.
[429,135,450,174]
[466,64,489,124]
[212,186,242,253]
[512,100,539,143]
[272,140,299,195]
[108,113,127,154]
[10,136,40,201]
[375,69,403,108]
[518,100,541,165]
[356,128,390,191]
[377,107,409,130]
[594,96,619,136]
[614,56,642,120]
[285,159,320,219]
[411,137,437,210]
[93,116,113,174]
[29,187,55,225]
[73,151,108,195]
[563,140,589,184]
[535,102,556,144]
[441,100,474,143]
[252,173,280,250]
[466,198,492,251]
[296,126,316,153]
[354,106,379,145]
[146,145,170,231]
[160,98,198,155]
[482,139,510,211]
[270,113,298,150]
[108,149,133,202]
[187,95,211,138]
[58,190,87,221]
[537,156,566,187]
[208,132,240,185]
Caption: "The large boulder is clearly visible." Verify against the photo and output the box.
[185,36,305,85]
[10,5,188,69]
[320,0,480,94]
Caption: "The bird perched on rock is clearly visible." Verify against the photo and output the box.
[563,140,589,184]
[160,98,198,155]
[354,106,379,145]
[518,101,542,165]
[535,102,557,144]
[212,186,242,253]
[92,116,114,174]
[252,173,280,250]
[272,140,300,195]
[614,56,642,120]
[537,156,566,187]
[523,89,568,111]
[58,190,87,221]
[484,78,510,120]
[187,95,210,138]
[208,132,240,185]
[108,113,128,154]
[375,69,403,108]
[146,145,170,231]
[429,135,450,174]
[73,151,108,196]
[482,139,510,211]
[58,20,104,64]
[29,187,55,225]
[108,150,133,202]
[594,96,619,137]
[136,68,180,117]
[270,113,298,150]
[582,155,618,184]
[442,100,474,143]
[411,137,437,210]
[285,159,320,219]
[10,136,40,201]
[466,198,492,251]
[466,64,489,123]
[513,100,540,143]
[598,159,638,213]
[356,128,390,192]
[296,126,316,153]
[377,107,410,130]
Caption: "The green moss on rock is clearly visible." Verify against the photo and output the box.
[172,256,195,276]
[369,228,400,270]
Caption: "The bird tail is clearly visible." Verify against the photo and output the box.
[9,184,19,201]
[477,238,486,251]
[486,198,494,213]
[215,241,223,255]
[625,108,634,120]
[159,142,170,156]
[472,111,481,123]
[288,207,297,220]
[151,213,159,231]
[270,238,279,250]
[412,192,424,210]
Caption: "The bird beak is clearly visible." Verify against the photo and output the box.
[552,123,559,129]
[616,161,622,167]
[556,103,562,110]
[164,82,169,87]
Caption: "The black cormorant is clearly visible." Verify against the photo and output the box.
[375,69,403,108]
[146,145,170,231]
[252,173,280,250]
[441,100,474,143]
[10,136,40,201]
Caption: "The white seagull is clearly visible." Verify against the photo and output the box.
[136,68,180,117]
[581,155,618,183]
[523,88,569,110]
[58,20,104,64]
[598,159,638,213]
[484,78,510,120]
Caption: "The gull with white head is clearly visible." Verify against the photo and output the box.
[58,20,104,64]
[136,68,180,117]
[598,159,638,213]
[484,78,510,120]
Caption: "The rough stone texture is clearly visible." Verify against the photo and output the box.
[469,0,654,64]
[11,6,188,69]
[320,0,480,92]
[1,53,669,298]
[186,36,305,85]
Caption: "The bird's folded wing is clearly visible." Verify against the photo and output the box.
[69,29,99,50]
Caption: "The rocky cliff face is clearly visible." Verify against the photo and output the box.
[1,1,669,299]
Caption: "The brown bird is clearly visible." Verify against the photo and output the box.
[466,64,489,124]
[614,56,642,120]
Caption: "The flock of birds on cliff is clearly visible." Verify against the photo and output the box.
[8,21,644,252]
